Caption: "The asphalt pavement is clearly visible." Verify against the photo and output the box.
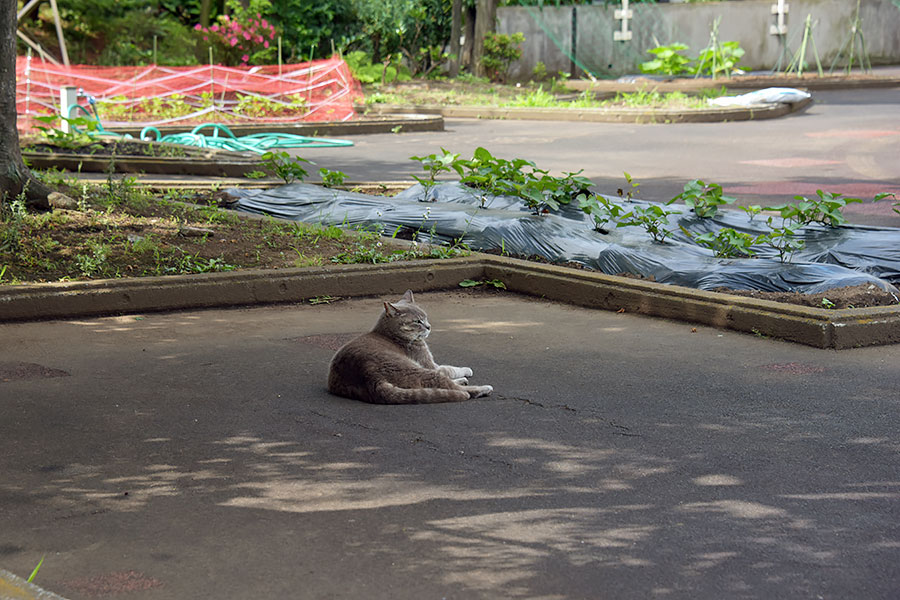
[3,85,900,600]
[2,291,899,599]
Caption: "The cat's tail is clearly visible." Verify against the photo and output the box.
[373,381,469,404]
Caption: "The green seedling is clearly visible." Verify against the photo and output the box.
[410,148,461,201]
[27,555,45,583]
[459,278,507,290]
[686,226,761,258]
[763,217,805,263]
[617,203,681,244]
[319,168,348,188]
[579,194,623,233]
[771,190,861,228]
[261,151,312,184]
[673,179,736,218]
[640,43,692,76]
[740,204,764,221]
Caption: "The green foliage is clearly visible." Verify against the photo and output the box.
[672,179,736,218]
[689,227,760,259]
[640,43,691,76]
[234,93,306,117]
[27,556,45,584]
[762,218,805,263]
[264,0,356,61]
[261,151,312,184]
[459,278,507,290]
[0,197,28,253]
[410,149,460,201]
[349,0,451,66]
[618,171,640,201]
[503,85,559,107]
[319,168,348,188]
[33,116,97,149]
[455,146,536,207]
[409,146,594,215]
[639,40,745,78]
[692,40,745,78]
[31,0,198,66]
[344,50,411,84]
[579,194,623,233]
[75,239,112,277]
[481,32,526,83]
[874,192,899,215]
[771,190,862,228]
[740,204,764,221]
[24,0,451,71]
[617,203,681,244]
[194,5,278,66]
[330,228,465,265]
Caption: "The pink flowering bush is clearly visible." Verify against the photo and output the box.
[194,12,278,66]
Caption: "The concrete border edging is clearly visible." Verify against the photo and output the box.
[0,568,69,600]
[479,256,900,350]
[2,255,899,349]
[359,97,811,124]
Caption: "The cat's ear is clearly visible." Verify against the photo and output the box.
[401,289,415,303]
[384,302,400,317]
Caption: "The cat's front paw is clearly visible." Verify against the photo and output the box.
[440,365,473,379]
[468,385,493,398]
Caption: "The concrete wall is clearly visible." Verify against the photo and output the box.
[498,0,900,79]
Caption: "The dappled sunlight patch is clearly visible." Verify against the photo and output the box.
[436,318,544,335]
[678,499,788,520]
[406,508,657,595]
[219,477,529,514]
[692,474,743,486]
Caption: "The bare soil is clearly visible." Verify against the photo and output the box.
[715,284,899,309]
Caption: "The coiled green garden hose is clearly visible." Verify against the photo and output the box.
[67,103,354,154]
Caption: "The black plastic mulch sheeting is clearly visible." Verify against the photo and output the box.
[232,182,900,295]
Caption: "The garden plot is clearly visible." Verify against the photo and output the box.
[231,181,900,297]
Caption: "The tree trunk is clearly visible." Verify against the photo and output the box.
[473,0,497,78]
[462,4,476,71]
[449,0,462,77]
[1,2,51,210]
[200,0,212,27]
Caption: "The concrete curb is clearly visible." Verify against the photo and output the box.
[2,255,898,349]
[106,114,445,138]
[359,97,812,124]
[0,569,69,600]
[564,73,900,93]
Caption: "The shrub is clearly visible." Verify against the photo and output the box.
[481,32,525,83]
[194,12,278,66]
[639,43,691,76]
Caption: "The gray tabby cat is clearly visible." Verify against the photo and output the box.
[327,290,493,404]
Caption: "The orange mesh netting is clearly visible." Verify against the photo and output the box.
[15,55,363,132]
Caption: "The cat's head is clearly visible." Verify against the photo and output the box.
[382,290,431,342]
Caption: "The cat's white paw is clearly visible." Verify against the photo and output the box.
[453,377,469,385]
[439,365,473,379]
[470,385,493,398]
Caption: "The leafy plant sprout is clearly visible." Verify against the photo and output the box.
[617,203,681,244]
[771,190,862,228]
[319,168,348,188]
[409,148,460,202]
[672,179,736,218]
[617,172,640,202]
[579,194,623,234]
[762,217,805,263]
[683,226,761,259]
[260,151,312,184]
